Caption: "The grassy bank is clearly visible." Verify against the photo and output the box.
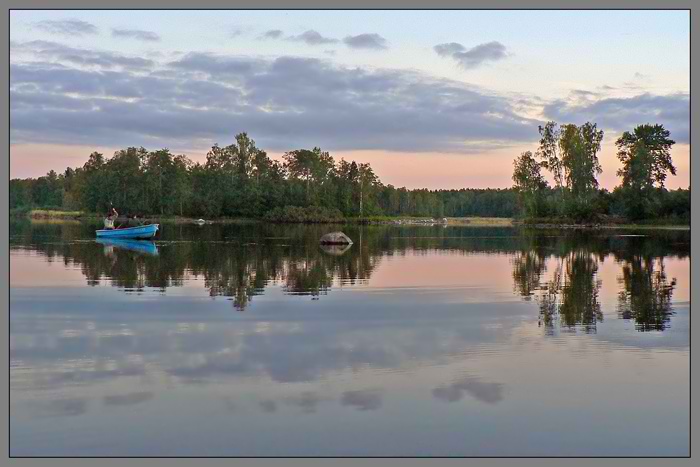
[446,217,513,226]
[516,215,689,230]
[518,222,689,231]
[10,208,688,230]
[16,209,96,220]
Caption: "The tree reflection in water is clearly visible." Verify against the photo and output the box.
[11,221,685,326]
[511,230,683,334]
[617,256,677,331]
[513,248,602,334]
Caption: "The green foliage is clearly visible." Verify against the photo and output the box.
[616,124,676,189]
[512,151,549,217]
[264,205,345,223]
[514,121,685,224]
[537,121,564,188]
[9,125,688,225]
[560,122,603,199]
[615,124,677,221]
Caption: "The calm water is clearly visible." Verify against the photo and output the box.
[9,221,690,456]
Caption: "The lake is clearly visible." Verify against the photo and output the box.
[9,220,690,457]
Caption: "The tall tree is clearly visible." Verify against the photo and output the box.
[614,124,676,220]
[78,152,108,212]
[559,122,603,198]
[170,154,193,216]
[144,149,174,215]
[106,147,148,213]
[512,150,548,218]
[283,147,334,205]
[536,121,563,188]
[357,163,380,217]
[616,124,676,190]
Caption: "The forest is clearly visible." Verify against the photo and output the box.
[9,122,690,224]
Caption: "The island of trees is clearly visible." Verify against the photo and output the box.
[10,122,689,224]
[512,121,688,224]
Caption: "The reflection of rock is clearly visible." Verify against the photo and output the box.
[319,243,352,256]
[319,231,353,245]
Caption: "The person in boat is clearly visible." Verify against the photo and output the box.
[104,207,118,229]
[129,214,145,226]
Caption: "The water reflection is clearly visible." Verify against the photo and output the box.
[103,392,154,407]
[617,256,677,331]
[9,221,690,456]
[536,250,603,333]
[96,238,159,256]
[510,232,686,333]
[432,376,504,404]
[39,398,89,418]
[10,221,688,331]
[341,389,384,411]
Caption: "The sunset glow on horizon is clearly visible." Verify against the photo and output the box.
[10,10,690,190]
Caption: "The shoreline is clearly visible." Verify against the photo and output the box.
[12,210,689,230]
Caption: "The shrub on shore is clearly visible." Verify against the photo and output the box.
[263,206,345,223]
[27,209,86,219]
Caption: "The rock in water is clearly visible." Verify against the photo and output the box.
[319,231,353,245]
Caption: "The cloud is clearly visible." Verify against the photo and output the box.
[434,42,466,57]
[10,43,538,153]
[34,19,98,36]
[112,28,160,42]
[570,89,598,98]
[343,33,388,50]
[434,41,509,69]
[11,40,154,70]
[260,29,283,40]
[289,30,338,46]
[432,376,504,404]
[544,92,689,143]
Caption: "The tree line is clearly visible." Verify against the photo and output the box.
[10,123,689,223]
[512,122,689,223]
[10,132,519,220]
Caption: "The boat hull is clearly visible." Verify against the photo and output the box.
[96,224,159,239]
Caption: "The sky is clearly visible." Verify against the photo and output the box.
[9,10,690,189]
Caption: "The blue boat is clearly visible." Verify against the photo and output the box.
[95,223,159,239]
[96,238,159,256]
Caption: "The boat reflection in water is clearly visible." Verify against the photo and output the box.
[9,221,690,456]
[10,221,688,330]
[96,237,159,256]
